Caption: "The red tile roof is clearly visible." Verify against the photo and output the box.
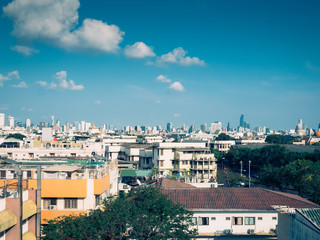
[157,178,196,189]
[161,188,319,210]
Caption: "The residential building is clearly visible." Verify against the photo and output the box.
[161,187,319,237]
[0,189,37,240]
[153,142,216,182]
[0,158,118,226]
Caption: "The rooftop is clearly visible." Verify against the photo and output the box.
[161,188,319,210]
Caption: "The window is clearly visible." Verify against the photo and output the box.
[0,170,6,179]
[65,198,77,209]
[272,217,277,220]
[95,195,101,207]
[160,161,163,167]
[258,217,263,220]
[160,149,164,155]
[233,217,243,225]
[211,217,216,220]
[226,217,230,220]
[245,217,255,225]
[27,170,32,179]
[43,198,57,209]
[198,217,209,225]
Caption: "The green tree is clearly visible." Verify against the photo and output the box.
[43,187,197,240]
[215,133,234,140]
[5,133,26,140]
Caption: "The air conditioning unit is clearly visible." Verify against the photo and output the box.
[49,205,57,210]
[270,229,276,234]
[248,229,255,234]
[224,229,232,235]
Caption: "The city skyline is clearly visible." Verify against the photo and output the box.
[0,0,320,130]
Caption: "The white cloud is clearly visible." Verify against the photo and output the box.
[39,71,84,91]
[155,47,205,66]
[95,100,101,104]
[124,42,155,58]
[169,82,185,92]
[11,45,39,55]
[155,100,161,104]
[0,70,20,87]
[173,113,181,117]
[11,81,27,88]
[36,81,48,87]
[3,0,124,53]
[156,74,171,83]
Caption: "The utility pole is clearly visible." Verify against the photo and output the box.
[240,161,243,177]
[15,165,23,240]
[36,166,41,240]
[249,160,251,188]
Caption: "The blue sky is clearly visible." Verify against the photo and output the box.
[0,0,319,130]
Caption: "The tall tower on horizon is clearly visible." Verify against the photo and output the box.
[0,113,4,127]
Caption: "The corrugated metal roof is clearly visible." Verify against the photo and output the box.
[120,169,153,177]
[161,188,319,210]
[297,208,320,230]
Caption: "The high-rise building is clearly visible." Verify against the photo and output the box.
[227,122,231,132]
[26,118,31,128]
[39,122,46,130]
[210,122,222,134]
[51,115,55,127]
[188,125,195,133]
[0,113,5,127]
[200,123,207,133]
[239,114,250,129]
[8,116,14,128]
[240,114,244,127]
[166,122,172,132]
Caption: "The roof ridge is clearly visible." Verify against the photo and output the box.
[261,188,319,207]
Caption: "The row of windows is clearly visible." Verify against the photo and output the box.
[194,216,277,226]
[43,198,78,209]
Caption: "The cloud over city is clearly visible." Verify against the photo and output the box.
[125,42,155,58]
[155,47,205,66]
[0,70,20,87]
[3,0,124,54]
[36,71,84,91]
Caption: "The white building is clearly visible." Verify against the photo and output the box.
[0,113,5,127]
[8,116,14,128]
[153,142,216,182]
[161,187,319,237]
[26,118,31,128]
[210,122,222,134]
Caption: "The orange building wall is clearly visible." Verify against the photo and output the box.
[28,179,87,198]
[94,174,110,195]
[41,210,87,224]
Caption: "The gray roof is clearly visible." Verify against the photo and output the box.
[297,208,320,230]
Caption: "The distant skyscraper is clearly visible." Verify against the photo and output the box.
[200,123,207,133]
[240,114,244,127]
[166,122,172,132]
[318,122,320,130]
[39,122,46,130]
[51,115,55,127]
[210,122,222,134]
[8,116,14,128]
[188,125,195,133]
[0,113,4,127]
[227,122,231,132]
[239,114,250,129]
[26,119,31,128]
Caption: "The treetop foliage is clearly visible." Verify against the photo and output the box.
[43,187,197,240]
